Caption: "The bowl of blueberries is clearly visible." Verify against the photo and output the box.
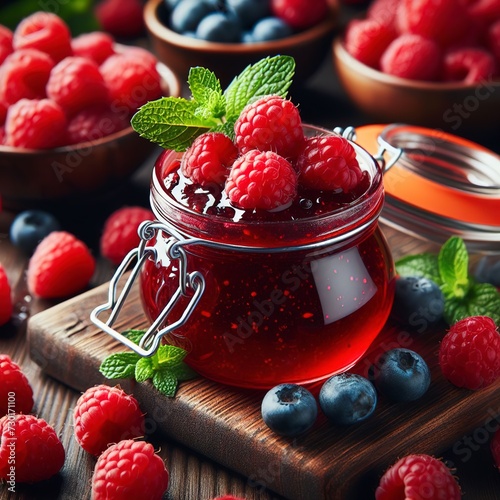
[144,0,339,86]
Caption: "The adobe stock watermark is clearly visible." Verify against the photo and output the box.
[442,76,497,131]
[4,393,18,493]
[445,406,500,469]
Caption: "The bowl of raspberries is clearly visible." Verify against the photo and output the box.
[144,0,338,86]
[0,11,181,209]
[333,0,500,130]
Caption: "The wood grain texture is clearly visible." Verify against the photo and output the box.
[26,226,500,500]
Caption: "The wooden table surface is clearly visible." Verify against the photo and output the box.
[1,44,500,500]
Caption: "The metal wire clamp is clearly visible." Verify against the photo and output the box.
[90,220,206,357]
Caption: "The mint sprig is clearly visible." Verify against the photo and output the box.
[99,329,197,397]
[395,236,500,325]
[131,55,295,151]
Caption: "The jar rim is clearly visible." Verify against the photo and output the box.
[150,124,385,249]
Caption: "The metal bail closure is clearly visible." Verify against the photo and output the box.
[90,220,206,357]
[333,125,402,173]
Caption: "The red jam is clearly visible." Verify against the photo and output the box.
[140,127,395,389]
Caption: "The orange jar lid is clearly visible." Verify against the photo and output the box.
[353,124,500,251]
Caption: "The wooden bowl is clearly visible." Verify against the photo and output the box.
[333,37,500,131]
[0,62,181,210]
[144,0,339,87]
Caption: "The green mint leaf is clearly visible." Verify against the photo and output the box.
[135,357,154,382]
[131,97,214,151]
[224,55,295,121]
[188,67,226,119]
[438,236,470,299]
[444,282,500,325]
[170,363,198,381]
[152,370,178,397]
[99,352,140,379]
[395,253,441,284]
[155,345,188,367]
[124,329,146,345]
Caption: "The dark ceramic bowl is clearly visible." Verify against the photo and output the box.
[144,0,339,87]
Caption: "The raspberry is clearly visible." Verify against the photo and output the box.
[66,105,129,145]
[376,454,461,499]
[71,31,116,65]
[492,428,500,470]
[100,206,155,266]
[5,98,67,149]
[181,132,239,188]
[465,0,500,29]
[367,0,400,28]
[271,0,329,30]
[95,0,146,39]
[13,11,72,63]
[0,355,33,417]
[225,149,297,210]
[234,95,305,161]
[46,56,109,116]
[0,48,54,106]
[100,53,162,115]
[27,231,95,299]
[488,20,500,67]
[397,0,470,48]
[381,34,443,81]
[344,18,397,69]
[296,135,363,193]
[92,439,169,500]
[439,316,500,390]
[0,25,13,65]
[442,47,497,84]
[0,414,65,483]
[73,384,145,456]
[0,264,12,326]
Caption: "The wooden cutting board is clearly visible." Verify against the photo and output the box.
[26,229,499,500]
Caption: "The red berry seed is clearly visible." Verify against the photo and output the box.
[439,315,500,390]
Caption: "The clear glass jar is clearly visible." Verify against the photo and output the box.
[138,125,395,389]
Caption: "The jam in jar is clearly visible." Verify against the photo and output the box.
[139,126,395,389]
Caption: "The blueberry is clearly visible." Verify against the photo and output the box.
[475,256,500,287]
[195,12,242,42]
[249,17,293,42]
[391,276,445,330]
[261,383,317,436]
[368,348,431,402]
[319,373,377,425]
[170,0,219,33]
[9,210,60,254]
[226,0,271,29]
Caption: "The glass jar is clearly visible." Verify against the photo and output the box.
[136,125,396,389]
